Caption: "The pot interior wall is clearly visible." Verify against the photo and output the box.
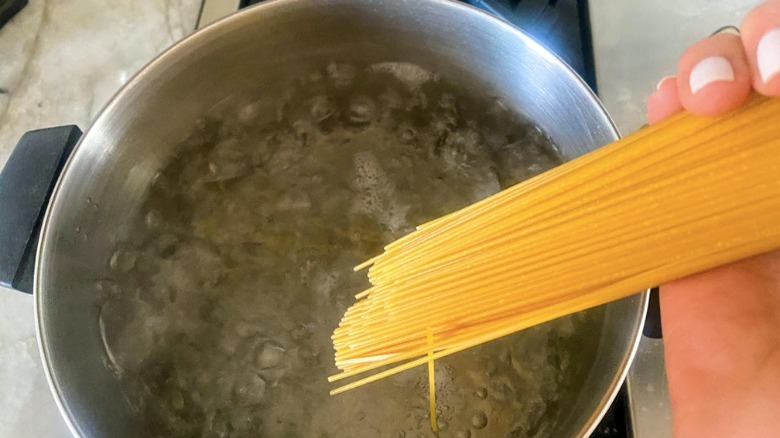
[37,1,645,436]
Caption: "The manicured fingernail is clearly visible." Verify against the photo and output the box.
[710,25,740,37]
[757,28,780,84]
[689,56,734,94]
[656,75,675,90]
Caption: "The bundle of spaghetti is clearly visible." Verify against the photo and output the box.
[329,95,780,395]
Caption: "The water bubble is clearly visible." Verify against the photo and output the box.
[369,62,436,88]
[325,62,356,87]
[234,321,262,338]
[506,424,527,438]
[276,191,311,213]
[99,299,159,374]
[145,210,161,229]
[137,285,166,308]
[98,301,123,374]
[492,97,509,112]
[109,248,136,273]
[96,279,121,298]
[451,129,481,155]
[471,411,488,429]
[291,324,312,341]
[150,170,165,189]
[237,102,261,125]
[207,411,231,438]
[400,128,416,145]
[229,406,256,433]
[235,374,267,404]
[206,139,251,182]
[499,347,512,364]
[292,120,315,146]
[347,95,376,125]
[352,151,384,190]
[220,334,241,356]
[153,234,178,259]
[257,341,286,369]
[439,93,456,109]
[378,88,403,109]
[168,389,185,411]
[527,162,544,176]
[310,95,336,122]
[431,112,457,133]
[298,346,321,365]
[490,381,513,402]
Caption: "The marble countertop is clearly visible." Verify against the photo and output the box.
[0,1,199,435]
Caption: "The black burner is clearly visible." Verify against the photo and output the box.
[464,0,597,93]
[0,0,27,29]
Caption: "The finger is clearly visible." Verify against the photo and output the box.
[660,249,780,438]
[677,33,752,116]
[741,0,780,96]
[648,75,684,124]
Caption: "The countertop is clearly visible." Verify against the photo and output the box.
[0,1,199,435]
[0,0,759,436]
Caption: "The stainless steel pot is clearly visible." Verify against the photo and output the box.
[0,0,647,436]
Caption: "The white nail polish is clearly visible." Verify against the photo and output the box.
[714,26,740,37]
[758,28,780,84]
[656,75,675,90]
[689,57,735,94]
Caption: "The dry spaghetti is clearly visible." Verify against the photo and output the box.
[329,95,780,395]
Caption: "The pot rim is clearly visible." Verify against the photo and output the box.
[34,0,649,436]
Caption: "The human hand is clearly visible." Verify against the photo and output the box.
[646,2,780,437]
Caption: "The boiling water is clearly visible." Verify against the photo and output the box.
[97,62,603,437]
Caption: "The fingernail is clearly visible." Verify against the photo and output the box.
[656,75,675,90]
[758,28,780,84]
[710,25,740,37]
[689,56,734,94]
